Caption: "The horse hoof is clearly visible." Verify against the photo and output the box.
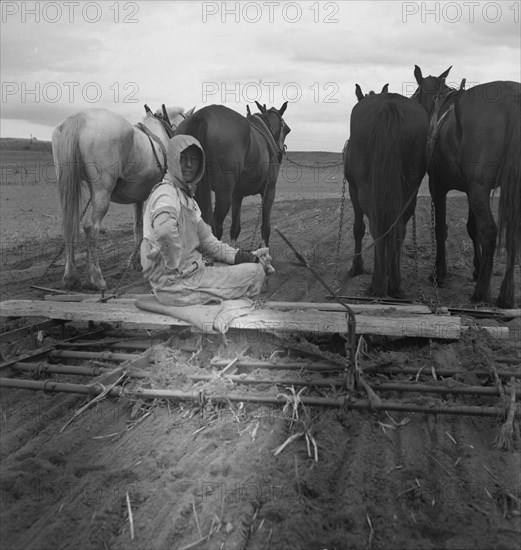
[83,281,107,292]
[84,275,107,291]
[496,296,513,309]
[365,286,384,298]
[62,277,82,291]
[348,264,365,278]
[470,292,490,306]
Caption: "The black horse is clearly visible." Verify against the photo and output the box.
[344,88,429,297]
[175,102,290,246]
[413,65,520,307]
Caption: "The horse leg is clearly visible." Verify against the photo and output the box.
[468,188,497,304]
[368,218,387,296]
[260,185,275,247]
[466,207,481,281]
[230,194,244,248]
[83,189,111,290]
[130,202,144,270]
[63,241,81,290]
[369,242,386,296]
[387,222,407,299]
[348,183,366,277]
[497,231,516,308]
[213,189,232,241]
[429,183,448,286]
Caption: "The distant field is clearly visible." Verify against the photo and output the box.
[0,138,429,209]
[277,150,344,200]
[0,139,347,243]
[0,138,56,185]
[0,137,346,195]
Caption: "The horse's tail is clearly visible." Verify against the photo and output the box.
[497,114,521,259]
[369,102,405,265]
[52,114,85,254]
[183,115,213,226]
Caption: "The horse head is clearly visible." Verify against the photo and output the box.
[254,101,290,160]
[143,105,175,139]
[412,65,453,116]
[153,105,197,133]
[355,83,389,102]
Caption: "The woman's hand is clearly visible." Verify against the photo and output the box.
[252,247,275,274]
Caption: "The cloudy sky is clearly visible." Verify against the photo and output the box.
[1,0,520,151]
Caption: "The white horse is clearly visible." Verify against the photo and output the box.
[52,105,194,290]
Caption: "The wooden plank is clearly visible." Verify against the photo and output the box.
[42,294,521,319]
[1,299,176,331]
[0,298,469,339]
[226,308,465,339]
[43,294,446,315]
[1,299,512,340]
[265,301,448,315]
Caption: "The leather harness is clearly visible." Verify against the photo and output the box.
[135,122,168,177]
[248,113,284,164]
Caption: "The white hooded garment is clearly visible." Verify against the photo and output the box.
[140,135,265,305]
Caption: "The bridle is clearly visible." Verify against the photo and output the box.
[263,108,287,162]
[424,83,460,169]
[154,113,175,138]
[136,105,176,176]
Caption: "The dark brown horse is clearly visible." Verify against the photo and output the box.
[413,66,520,307]
[174,102,290,246]
[344,89,429,297]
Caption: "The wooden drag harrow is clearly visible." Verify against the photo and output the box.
[1,223,518,422]
[0,313,519,422]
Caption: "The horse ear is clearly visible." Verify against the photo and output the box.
[381,83,389,94]
[144,104,152,115]
[255,101,263,113]
[459,78,466,91]
[414,65,423,85]
[439,66,452,80]
[355,84,364,101]
[246,105,252,116]
[279,101,288,115]
[162,104,172,126]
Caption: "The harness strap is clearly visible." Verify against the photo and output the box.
[427,103,454,169]
[426,89,459,169]
[248,114,280,164]
[135,122,168,176]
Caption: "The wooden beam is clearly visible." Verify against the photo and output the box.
[43,294,445,315]
[0,298,500,340]
[1,298,512,339]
